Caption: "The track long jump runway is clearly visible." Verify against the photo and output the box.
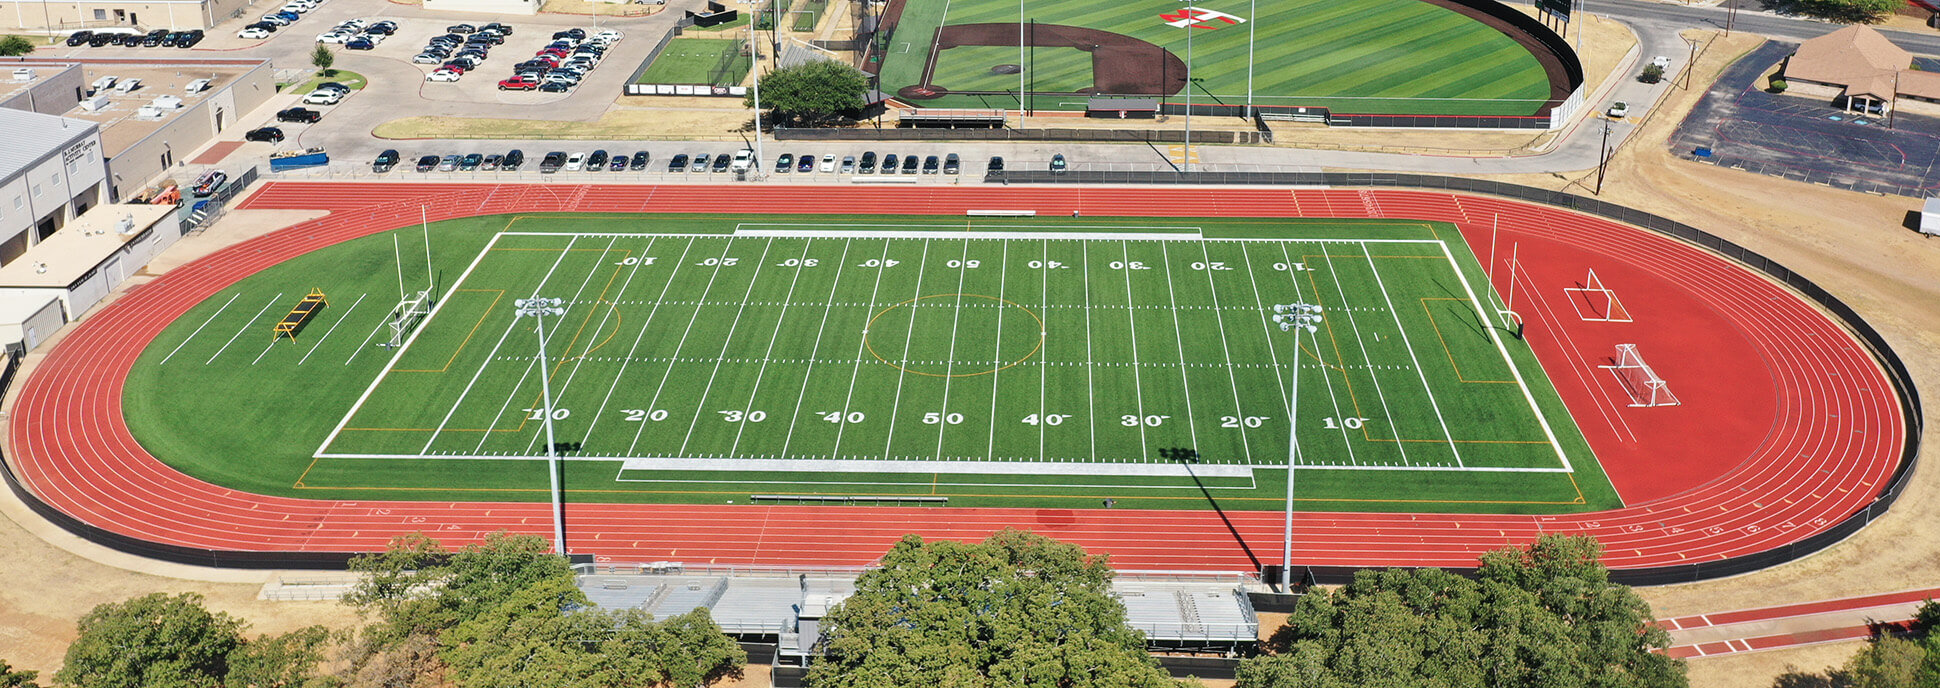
[4,183,1906,573]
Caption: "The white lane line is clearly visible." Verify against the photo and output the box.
[777,238,856,460]
[298,293,367,365]
[159,292,240,365]
[205,293,283,365]
[1362,242,1463,466]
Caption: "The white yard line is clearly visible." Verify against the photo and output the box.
[1193,242,1254,461]
[1361,242,1464,466]
[624,238,740,456]
[315,231,505,458]
[877,240,935,460]
[297,293,366,365]
[1156,242,1202,452]
[418,235,584,455]
[776,238,856,460]
[1316,242,1411,466]
[204,294,282,365]
[512,237,632,457]
[1275,242,1358,464]
[1080,240,1099,460]
[829,239,898,459]
[1117,241,1151,458]
[1435,240,1574,471]
[1038,239,1051,461]
[931,239,974,460]
[675,238,780,457]
[985,240,1011,461]
[580,237,700,449]
[158,292,239,365]
[727,239,818,457]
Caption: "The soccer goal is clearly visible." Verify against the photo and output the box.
[1563,269,1632,322]
[1601,343,1678,407]
[381,288,435,349]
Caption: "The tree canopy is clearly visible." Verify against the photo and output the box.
[346,531,746,688]
[1778,0,1900,23]
[1238,535,1685,688]
[807,529,1185,688]
[747,59,868,127]
[0,660,40,688]
[56,593,243,688]
[0,36,34,57]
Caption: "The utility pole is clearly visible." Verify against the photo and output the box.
[1682,37,1697,89]
[1269,302,1322,593]
[514,297,568,556]
[1725,0,1736,36]
[1595,116,1611,195]
[1182,0,1193,173]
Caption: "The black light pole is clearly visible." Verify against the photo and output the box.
[1725,0,1736,36]
[1595,116,1611,195]
[1681,38,1697,89]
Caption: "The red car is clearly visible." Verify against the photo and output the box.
[498,76,540,91]
[536,48,569,59]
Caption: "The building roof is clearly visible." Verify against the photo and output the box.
[1788,25,1911,87]
[0,203,172,288]
[0,108,97,183]
[1897,69,1940,100]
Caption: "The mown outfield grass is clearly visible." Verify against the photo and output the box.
[636,37,751,86]
[124,213,1618,514]
[879,0,1553,115]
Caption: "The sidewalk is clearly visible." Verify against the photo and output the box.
[1660,587,1940,658]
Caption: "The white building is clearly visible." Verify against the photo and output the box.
[0,108,108,267]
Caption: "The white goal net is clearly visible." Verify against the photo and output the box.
[1601,343,1678,407]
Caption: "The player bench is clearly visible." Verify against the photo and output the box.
[272,289,328,342]
[750,494,948,506]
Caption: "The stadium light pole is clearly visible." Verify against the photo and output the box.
[1180,0,1193,173]
[515,296,569,556]
[1269,302,1321,592]
[1245,0,1255,118]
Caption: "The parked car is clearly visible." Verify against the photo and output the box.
[191,170,227,198]
[317,31,354,43]
[1049,153,1067,174]
[244,21,278,32]
[538,81,571,93]
[459,153,482,171]
[821,156,836,173]
[426,69,463,82]
[774,153,794,173]
[922,155,940,174]
[586,149,609,170]
[244,126,284,143]
[141,29,171,46]
[372,149,400,173]
[415,155,440,172]
[238,27,272,39]
[482,22,513,34]
[564,152,586,171]
[314,81,351,95]
[880,154,897,174]
[447,23,477,34]
[162,31,189,46]
[87,33,117,47]
[480,154,501,171]
[609,156,627,171]
[176,30,205,47]
[552,28,586,41]
[66,30,93,46]
[437,154,460,172]
[629,151,650,170]
[690,153,710,172]
[859,152,877,173]
[258,14,293,26]
[901,155,920,174]
[345,37,378,51]
[302,89,344,104]
[1607,101,1628,118]
[840,155,856,173]
[413,53,448,64]
[798,155,815,173]
[503,149,526,171]
[276,107,321,123]
[540,151,567,173]
[668,153,689,172]
[366,21,398,35]
[943,153,959,174]
[712,154,732,172]
[498,76,540,90]
[987,156,1004,174]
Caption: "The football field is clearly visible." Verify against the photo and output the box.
[130,214,1615,512]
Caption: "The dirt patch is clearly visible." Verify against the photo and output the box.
[375,104,751,140]
[1686,641,1870,688]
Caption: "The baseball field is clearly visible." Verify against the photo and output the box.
[874,0,1563,115]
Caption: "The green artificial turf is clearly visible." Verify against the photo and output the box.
[635,38,751,86]
[125,214,1619,514]
[877,0,1553,115]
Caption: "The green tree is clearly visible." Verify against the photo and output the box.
[1242,535,1685,688]
[347,531,576,642]
[1844,636,1926,688]
[746,59,867,127]
[807,530,1183,688]
[0,660,41,688]
[0,36,34,57]
[1780,0,1901,23]
[223,625,332,688]
[55,593,244,688]
[310,44,335,76]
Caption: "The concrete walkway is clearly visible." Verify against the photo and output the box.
[1660,587,1940,658]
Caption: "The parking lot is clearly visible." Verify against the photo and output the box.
[1669,41,1940,197]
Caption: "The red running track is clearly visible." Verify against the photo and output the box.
[3,183,1906,572]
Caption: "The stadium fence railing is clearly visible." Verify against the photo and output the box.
[0,173,1918,585]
